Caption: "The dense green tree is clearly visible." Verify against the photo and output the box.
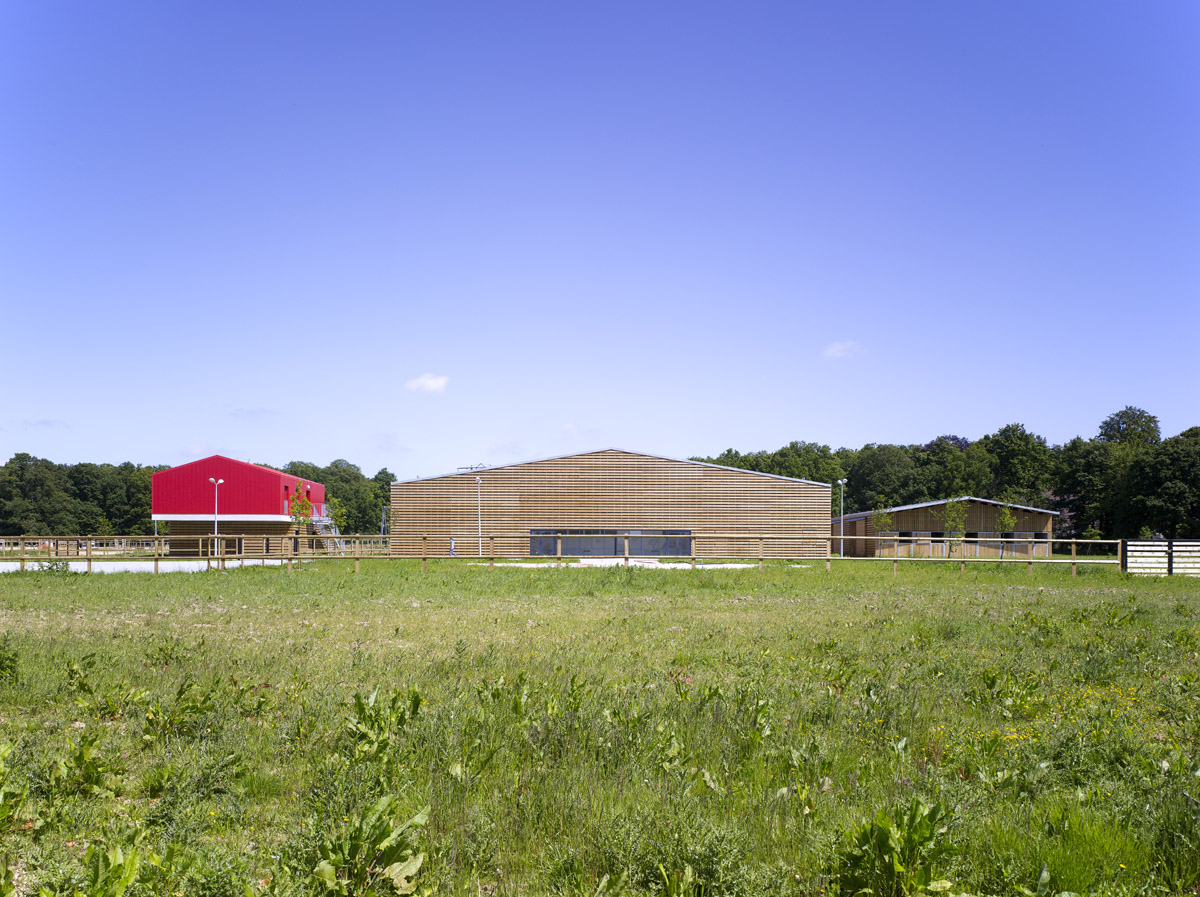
[1129,428,1200,538]
[914,437,993,501]
[1051,437,1112,538]
[978,423,1052,504]
[0,454,85,535]
[843,444,923,513]
[1097,406,1161,446]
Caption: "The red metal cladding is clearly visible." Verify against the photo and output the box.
[152,456,325,518]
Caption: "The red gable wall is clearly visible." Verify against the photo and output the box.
[152,456,325,518]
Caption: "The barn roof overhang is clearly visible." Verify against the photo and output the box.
[832,496,1059,524]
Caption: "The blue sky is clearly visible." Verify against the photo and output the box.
[3,2,1197,480]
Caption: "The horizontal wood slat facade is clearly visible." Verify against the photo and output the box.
[390,450,831,558]
[166,520,318,557]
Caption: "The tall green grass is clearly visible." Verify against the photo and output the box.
[0,560,1195,895]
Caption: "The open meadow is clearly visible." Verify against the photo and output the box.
[0,561,1196,896]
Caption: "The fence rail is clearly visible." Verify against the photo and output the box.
[0,532,1140,576]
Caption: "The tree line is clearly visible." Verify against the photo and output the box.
[692,407,1199,539]
[0,456,393,537]
[2,406,1195,539]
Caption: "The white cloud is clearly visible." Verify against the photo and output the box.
[405,373,449,394]
[822,340,863,359]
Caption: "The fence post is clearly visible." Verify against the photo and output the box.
[1117,539,1124,572]
[556,535,562,567]
[758,537,763,571]
[624,534,629,566]
[355,536,361,575]
[1071,539,1077,577]
[825,538,831,573]
[86,537,92,574]
[489,536,495,569]
[154,535,160,574]
[19,537,25,572]
[421,536,427,573]
[1027,539,1033,575]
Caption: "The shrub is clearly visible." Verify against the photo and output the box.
[313,797,429,896]
[834,798,955,897]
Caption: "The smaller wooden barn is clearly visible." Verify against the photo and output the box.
[831,497,1057,558]
[152,456,329,556]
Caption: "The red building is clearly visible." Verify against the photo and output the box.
[152,456,327,556]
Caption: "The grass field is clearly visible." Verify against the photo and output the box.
[0,561,1196,896]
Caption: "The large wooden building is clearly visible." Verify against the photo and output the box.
[389,449,831,559]
[152,456,328,556]
[831,497,1057,558]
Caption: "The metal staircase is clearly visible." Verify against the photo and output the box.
[313,518,344,553]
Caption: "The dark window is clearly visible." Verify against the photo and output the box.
[529,529,692,557]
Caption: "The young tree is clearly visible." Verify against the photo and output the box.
[994,497,1018,559]
[327,496,349,532]
[871,506,895,556]
[933,499,969,558]
[289,481,313,533]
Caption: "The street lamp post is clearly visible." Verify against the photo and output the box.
[836,478,847,558]
[208,477,224,565]
[475,477,482,556]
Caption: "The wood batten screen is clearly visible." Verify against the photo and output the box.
[390,450,830,558]
[166,520,316,556]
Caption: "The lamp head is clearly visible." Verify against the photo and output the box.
[475,476,482,484]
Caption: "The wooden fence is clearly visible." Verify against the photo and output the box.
[0,535,390,574]
[0,533,1135,576]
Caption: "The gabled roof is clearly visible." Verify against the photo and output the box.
[154,455,293,482]
[833,496,1058,523]
[393,448,831,487]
